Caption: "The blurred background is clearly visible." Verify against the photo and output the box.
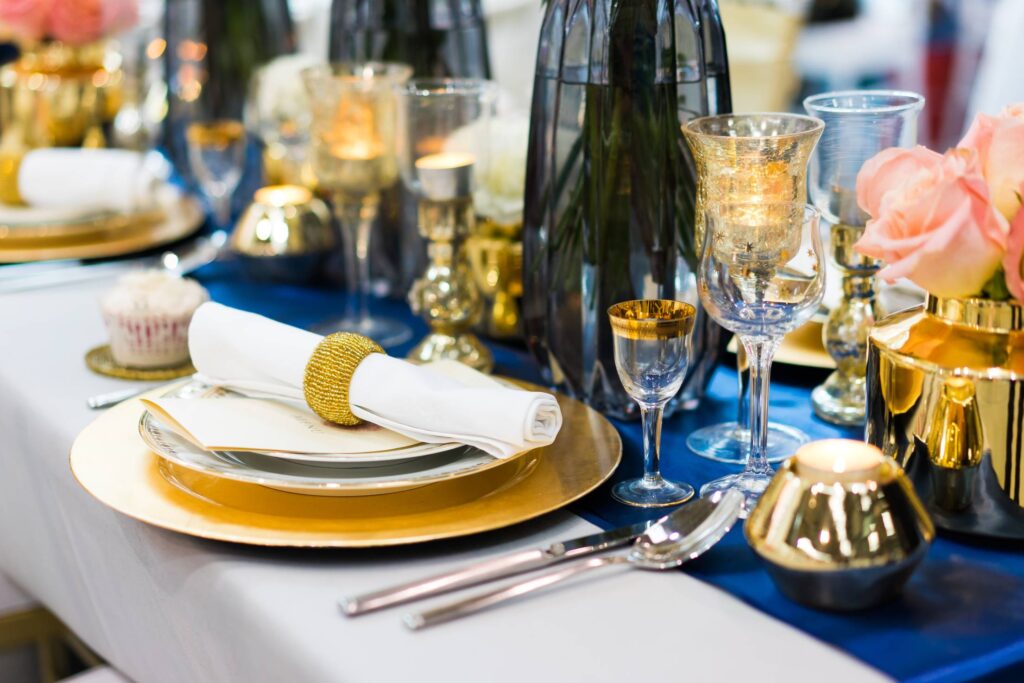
[280,0,1019,150]
[14,0,1005,142]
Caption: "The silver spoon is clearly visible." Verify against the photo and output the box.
[404,489,744,630]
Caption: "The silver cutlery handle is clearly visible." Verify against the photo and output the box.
[341,548,557,617]
[87,386,152,409]
[404,554,628,630]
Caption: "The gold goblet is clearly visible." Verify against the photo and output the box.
[608,300,696,507]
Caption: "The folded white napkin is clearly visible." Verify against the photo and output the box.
[187,303,563,458]
[15,148,170,214]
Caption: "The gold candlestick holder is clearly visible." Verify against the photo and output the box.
[803,90,925,426]
[812,222,880,425]
[407,197,493,372]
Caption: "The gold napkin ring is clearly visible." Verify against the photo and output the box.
[303,333,385,426]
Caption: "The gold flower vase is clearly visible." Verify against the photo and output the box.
[866,295,1024,540]
[0,41,124,150]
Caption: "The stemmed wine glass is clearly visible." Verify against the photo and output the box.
[698,203,825,515]
[185,119,246,232]
[682,112,824,465]
[685,345,809,463]
[608,300,697,507]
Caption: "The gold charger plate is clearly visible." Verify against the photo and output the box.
[85,344,195,381]
[0,206,165,243]
[728,321,834,370]
[0,195,203,263]
[70,383,622,547]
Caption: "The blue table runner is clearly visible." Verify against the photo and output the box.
[196,263,1024,683]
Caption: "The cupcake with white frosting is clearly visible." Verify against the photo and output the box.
[101,271,209,368]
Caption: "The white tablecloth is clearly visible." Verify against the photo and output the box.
[0,277,886,683]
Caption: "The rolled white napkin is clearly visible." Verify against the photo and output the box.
[16,148,170,214]
[188,303,563,458]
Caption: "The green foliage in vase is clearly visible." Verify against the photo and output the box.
[545,1,700,303]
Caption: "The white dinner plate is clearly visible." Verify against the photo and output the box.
[165,380,461,464]
[138,411,540,497]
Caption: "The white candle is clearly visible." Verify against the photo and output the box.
[415,151,475,201]
[254,185,313,207]
[795,439,884,474]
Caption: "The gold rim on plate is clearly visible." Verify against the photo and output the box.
[70,382,623,547]
[0,195,203,263]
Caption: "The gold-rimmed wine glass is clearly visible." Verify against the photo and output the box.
[608,300,697,507]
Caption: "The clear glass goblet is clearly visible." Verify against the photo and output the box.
[185,119,246,232]
[803,90,925,426]
[608,300,697,507]
[302,62,413,347]
[698,203,825,516]
[685,344,810,463]
[682,112,823,464]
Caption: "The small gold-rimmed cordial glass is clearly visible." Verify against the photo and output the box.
[607,299,696,507]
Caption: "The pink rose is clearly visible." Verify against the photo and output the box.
[855,148,1008,298]
[856,145,944,218]
[0,0,52,41]
[48,0,137,45]
[960,106,1024,222]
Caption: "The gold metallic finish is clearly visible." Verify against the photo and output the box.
[0,207,165,244]
[812,222,880,426]
[230,185,335,258]
[681,113,824,245]
[302,332,384,426]
[69,382,622,547]
[408,198,493,372]
[85,345,195,381]
[607,300,696,341]
[467,235,522,339]
[185,120,245,147]
[0,41,124,149]
[0,150,23,205]
[867,295,1024,538]
[746,441,934,610]
[926,378,985,471]
[0,195,203,263]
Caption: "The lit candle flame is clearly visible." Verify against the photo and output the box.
[415,152,475,170]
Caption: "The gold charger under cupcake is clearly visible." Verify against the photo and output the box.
[0,195,203,263]
[70,381,622,547]
[85,344,196,381]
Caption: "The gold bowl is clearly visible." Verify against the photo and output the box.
[231,185,335,283]
[745,439,934,610]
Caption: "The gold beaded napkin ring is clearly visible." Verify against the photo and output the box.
[302,332,385,426]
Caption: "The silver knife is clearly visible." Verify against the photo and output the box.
[339,518,654,617]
